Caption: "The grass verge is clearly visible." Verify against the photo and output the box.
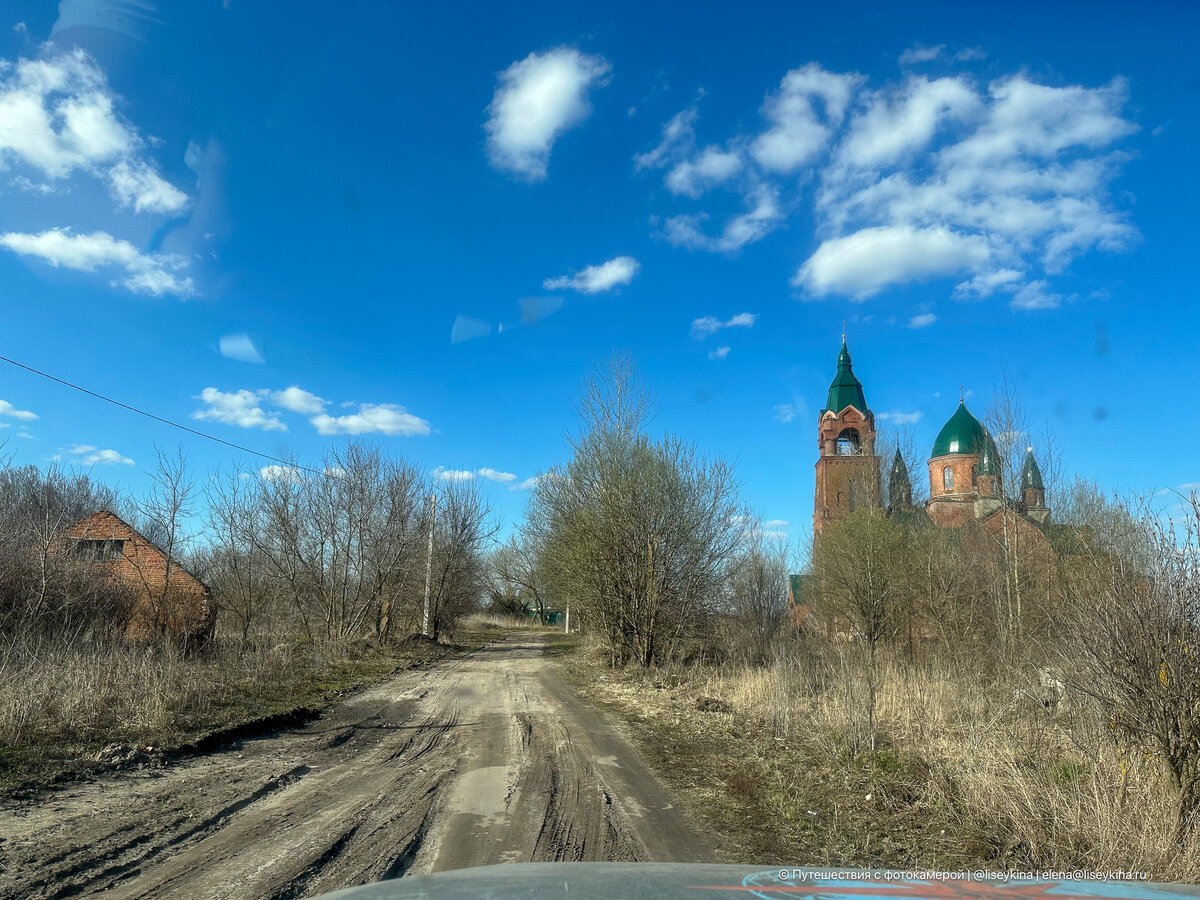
[557,644,1196,879]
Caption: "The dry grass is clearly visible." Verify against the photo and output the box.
[459,611,545,631]
[0,635,447,790]
[563,640,1199,880]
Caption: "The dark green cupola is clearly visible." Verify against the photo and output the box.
[822,340,867,415]
[1021,447,1044,491]
[931,401,990,457]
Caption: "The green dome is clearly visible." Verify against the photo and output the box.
[822,340,867,415]
[931,401,993,458]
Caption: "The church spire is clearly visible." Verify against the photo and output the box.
[823,338,868,415]
[888,449,912,512]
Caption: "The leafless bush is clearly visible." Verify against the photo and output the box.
[0,463,129,641]
[1055,493,1200,844]
[723,526,792,665]
[525,355,745,667]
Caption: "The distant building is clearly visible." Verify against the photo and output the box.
[61,510,215,640]
[812,340,881,534]
[812,338,1052,536]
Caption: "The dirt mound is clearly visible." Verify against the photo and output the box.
[694,696,732,713]
[93,742,165,771]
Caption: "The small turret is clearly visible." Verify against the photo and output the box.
[1021,446,1049,525]
[888,450,912,513]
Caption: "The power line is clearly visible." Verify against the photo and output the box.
[0,353,328,477]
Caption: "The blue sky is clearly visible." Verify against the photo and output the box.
[0,0,1197,545]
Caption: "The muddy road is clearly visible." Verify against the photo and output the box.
[0,633,716,899]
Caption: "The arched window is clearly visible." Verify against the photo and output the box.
[835,428,862,456]
[943,465,954,491]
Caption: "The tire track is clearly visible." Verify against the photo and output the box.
[0,634,715,899]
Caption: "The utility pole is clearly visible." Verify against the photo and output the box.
[423,491,436,637]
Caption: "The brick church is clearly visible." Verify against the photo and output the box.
[812,338,1050,537]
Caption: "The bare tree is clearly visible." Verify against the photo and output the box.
[812,509,908,751]
[725,525,792,664]
[205,467,266,642]
[1056,494,1200,844]
[425,478,495,640]
[129,446,196,637]
[491,534,550,623]
[0,463,125,640]
[527,357,745,667]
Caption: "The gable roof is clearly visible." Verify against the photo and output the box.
[64,510,209,591]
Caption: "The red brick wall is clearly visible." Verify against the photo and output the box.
[814,409,880,533]
[63,511,213,640]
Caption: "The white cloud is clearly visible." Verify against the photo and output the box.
[665,146,742,198]
[431,466,516,483]
[64,444,133,466]
[795,225,991,298]
[270,386,326,415]
[751,64,864,173]
[954,268,1023,298]
[511,475,542,491]
[877,410,923,424]
[663,183,783,253]
[640,63,1137,311]
[192,388,287,431]
[0,49,187,206]
[310,403,430,436]
[0,399,37,420]
[832,76,978,171]
[108,160,189,214]
[908,313,937,328]
[544,256,640,293]
[9,174,55,194]
[219,333,265,364]
[1009,280,1061,310]
[0,228,195,296]
[484,47,610,181]
[691,311,758,339]
[898,44,945,65]
[433,466,475,483]
[635,105,699,171]
[773,404,797,423]
[260,465,303,483]
[708,346,731,360]
[478,467,517,483]
[763,519,790,528]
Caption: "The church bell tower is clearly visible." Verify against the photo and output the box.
[814,339,880,534]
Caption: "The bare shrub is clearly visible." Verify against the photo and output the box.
[525,355,745,667]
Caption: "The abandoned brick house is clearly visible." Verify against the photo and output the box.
[61,510,215,640]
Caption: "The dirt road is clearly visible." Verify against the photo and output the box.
[0,633,716,899]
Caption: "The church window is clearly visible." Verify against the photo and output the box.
[835,428,861,456]
[943,466,954,491]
